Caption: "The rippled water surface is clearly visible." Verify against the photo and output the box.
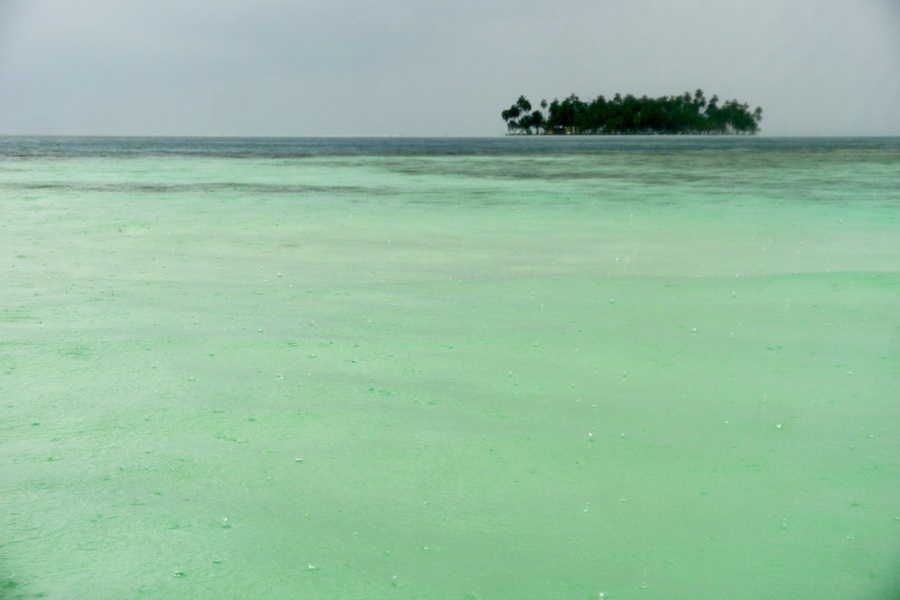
[2,137,898,599]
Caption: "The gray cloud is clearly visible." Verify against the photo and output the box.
[1,0,898,135]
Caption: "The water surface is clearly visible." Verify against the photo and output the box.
[1,136,898,599]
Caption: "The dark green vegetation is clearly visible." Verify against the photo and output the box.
[502,90,763,135]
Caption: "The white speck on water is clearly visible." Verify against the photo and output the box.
[776,423,782,429]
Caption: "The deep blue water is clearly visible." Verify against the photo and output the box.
[1,135,898,158]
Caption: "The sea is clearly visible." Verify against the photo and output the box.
[1,136,898,599]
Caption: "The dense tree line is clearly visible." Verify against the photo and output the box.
[501,90,762,135]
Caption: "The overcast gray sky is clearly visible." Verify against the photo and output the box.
[1,0,898,136]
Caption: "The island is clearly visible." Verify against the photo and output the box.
[502,90,762,135]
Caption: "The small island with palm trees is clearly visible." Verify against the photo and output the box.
[502,90,762,135]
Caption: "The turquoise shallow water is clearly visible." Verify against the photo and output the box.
[1,137,898,599]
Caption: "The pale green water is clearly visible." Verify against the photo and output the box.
[1,138,898,599]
